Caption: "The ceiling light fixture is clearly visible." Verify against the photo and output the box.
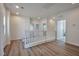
[16,5,19,8]
[16,12,19,15]
[49,19,55,24]
[50,19,53,23]
[53,17,55,19]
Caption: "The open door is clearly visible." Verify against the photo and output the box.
[57,20,66,42]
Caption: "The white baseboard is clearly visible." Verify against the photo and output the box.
[66,41,79,47]
[24,38,55,48]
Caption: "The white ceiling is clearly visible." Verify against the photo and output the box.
[5,3,79,17]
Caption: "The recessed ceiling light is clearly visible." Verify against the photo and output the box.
[49,19,55,24]
[16,5,19,8]
[53,17,55,19]
[50,19,53,23]
[16,12,19,15]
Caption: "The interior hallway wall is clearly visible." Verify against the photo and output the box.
[47,18,56,40]
[0,3,5,56]
[10,15,30,40]
[55,7,79,46]
[66,7,79,46]
[0,4,10,55]
[5,10,11,45]
[0,4,11,56]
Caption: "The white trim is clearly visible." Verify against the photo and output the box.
[66,41,79,47]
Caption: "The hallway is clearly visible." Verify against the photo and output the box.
[4,40,79,56]
[1,3,79,56]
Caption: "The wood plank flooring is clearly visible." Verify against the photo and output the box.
[4,40,79,56]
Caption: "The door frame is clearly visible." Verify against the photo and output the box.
[56,19,66,42]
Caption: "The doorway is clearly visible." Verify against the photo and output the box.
[57,20,66,42]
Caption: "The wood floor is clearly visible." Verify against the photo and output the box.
[4,40,79,56]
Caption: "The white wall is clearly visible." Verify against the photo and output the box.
[3,6,11,48]
[55,7,79,46]
[0,4,10,56]
[47,18,56,40]
[0,3,5,56]
[66,7,79,46]
[10,15,30,40]
[5,10,11,45]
